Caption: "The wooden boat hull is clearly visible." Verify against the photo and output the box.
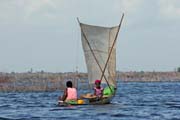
[88,96,113,105]
[58,96,114,107]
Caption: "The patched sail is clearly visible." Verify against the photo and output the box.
[80,23,119,87]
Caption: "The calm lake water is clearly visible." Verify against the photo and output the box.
[0,82,180,120]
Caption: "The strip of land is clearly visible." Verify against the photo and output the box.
[0,72,180,92]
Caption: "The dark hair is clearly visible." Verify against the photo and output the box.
[66,81,73,88]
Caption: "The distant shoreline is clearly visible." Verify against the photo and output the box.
[0,71,180,92]
[1,71,179,81]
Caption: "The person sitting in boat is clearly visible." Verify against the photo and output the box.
[79,80,103,99]
[58,81,77,102]
[94,79,104,98]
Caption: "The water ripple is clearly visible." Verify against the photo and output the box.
[0,82,180,120]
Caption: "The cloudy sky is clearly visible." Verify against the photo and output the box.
[0,0,179,72]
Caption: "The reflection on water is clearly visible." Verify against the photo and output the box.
[0,82,180,120]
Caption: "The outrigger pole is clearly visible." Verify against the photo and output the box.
[100,13,124,88]
[77,18,112,90]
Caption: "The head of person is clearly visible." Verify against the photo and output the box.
[95,79,101,87]
[66,81,73,88]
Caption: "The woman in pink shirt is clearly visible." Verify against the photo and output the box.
[94,79,103,97]
[59,81,77,102]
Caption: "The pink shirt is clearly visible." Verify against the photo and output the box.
[66,88,77,100]
[94,87,103,97]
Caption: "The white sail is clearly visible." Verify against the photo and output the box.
[80,23,119,87]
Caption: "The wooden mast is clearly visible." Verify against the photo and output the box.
[100,13,124,88]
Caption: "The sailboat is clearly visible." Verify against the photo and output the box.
[58,14,124,106]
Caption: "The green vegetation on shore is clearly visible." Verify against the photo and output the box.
[177,67,180,72]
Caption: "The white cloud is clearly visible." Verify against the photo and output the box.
[0,0,144,26]
[120,0,144,14]
[159,0,180,19]
[109,0,144,27]
[111,0,144,16]
[22,0,57,20]
[0,0,58,24]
